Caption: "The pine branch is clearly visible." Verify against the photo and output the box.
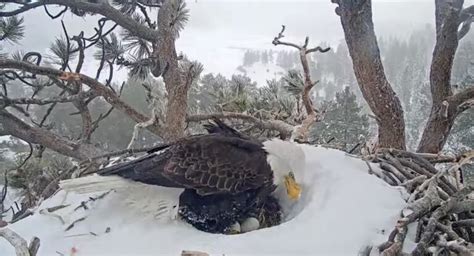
[0,0,160,42]
[0,58,162,135]
[0,16,24,43]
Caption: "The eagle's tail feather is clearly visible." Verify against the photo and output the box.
[59,175,132,194]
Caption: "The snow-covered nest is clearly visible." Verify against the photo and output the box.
[0,145,409,255]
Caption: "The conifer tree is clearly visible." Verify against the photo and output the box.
[310,86,369,151]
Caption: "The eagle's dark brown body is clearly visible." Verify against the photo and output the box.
[97,121,281,233]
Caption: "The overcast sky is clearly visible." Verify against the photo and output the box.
[3,0,474,79]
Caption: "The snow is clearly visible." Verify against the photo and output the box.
[0,186,22,221]
[0,145,408,256]
[0,136,11,143]
[0,148,15,161]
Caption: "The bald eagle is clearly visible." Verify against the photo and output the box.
[61,120,305,234]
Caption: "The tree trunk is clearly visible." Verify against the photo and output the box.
[153,1,188,142]
[0,110,103,160]
[417,0,464,153]
[334,0,406,150]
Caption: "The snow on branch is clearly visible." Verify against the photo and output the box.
[0,0,160,42]
[364,148,474,255]
[0,91,96,106]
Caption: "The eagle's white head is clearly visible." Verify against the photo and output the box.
[263,139,305,201]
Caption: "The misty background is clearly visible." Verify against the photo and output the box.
[5,0,473,79]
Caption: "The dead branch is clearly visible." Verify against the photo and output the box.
[404,180,443,224]
[412,186,474,255]
[39,205,70,225]
[453,219,474,228]
[28,237,40,256]
[181,250,210,256]
[365,161,398,186]
[0,59,161,135]
[73,190,112,212]
[187,112,294,139]
[0,91,95,106]
[435,234,474,256]
[370,148,474,255]
[127,104,159,149]
[0,227,40,256]
[272,25,301,50]
[401,175,427,193]
[0,109,103,160]
[436,222,461,240]
[380,225,407,256]
[65,217,87,232]
[271,25,330,142]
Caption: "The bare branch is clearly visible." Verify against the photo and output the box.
[448,85,474,109]
[412,186,474,255]
[187,112,294,139]
[0,0,160,42]
[459,5,474,24]
[0,228,39,256]
[272,25,301,50]
[271,25,330,141]
[1,91,95,106]
[306,46,331,54]
[458,15,473,40]
[0,109,103,160]
[0,59,161,135]
[127,107,158,149]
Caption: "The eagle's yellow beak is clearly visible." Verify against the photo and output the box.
[284,171,301,200]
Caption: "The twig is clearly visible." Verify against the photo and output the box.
[39,207,67,225]
[65,217,87,231]
[380,225,407,256]
[127,106,158,149]
[73,190,112,212]
[411,186,474,255]
[28,237,40,256]
[0,227,39,256]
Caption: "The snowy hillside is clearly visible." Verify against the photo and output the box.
[0,145,409,256]
[237,61,286,87]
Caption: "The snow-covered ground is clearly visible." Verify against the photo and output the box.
[0,145,408,256]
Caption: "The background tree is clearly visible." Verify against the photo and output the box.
[332,0,474,153]
[310,86,369,151]
[0,1,325,167]
[331,0,406,150]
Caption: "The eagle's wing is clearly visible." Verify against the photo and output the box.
[163,135,272,195]
[98,135,273,196]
